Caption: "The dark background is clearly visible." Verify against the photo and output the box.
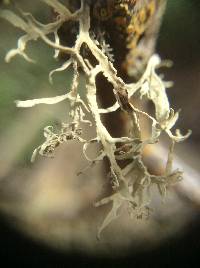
[0,0,200,266]
[1,213,200,266]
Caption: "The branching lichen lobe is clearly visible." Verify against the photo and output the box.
[0,0,191,238]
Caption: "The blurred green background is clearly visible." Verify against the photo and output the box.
[158,0,200,146]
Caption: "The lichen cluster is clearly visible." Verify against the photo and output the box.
[0,0,191,238]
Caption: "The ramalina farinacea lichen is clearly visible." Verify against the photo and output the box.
[0,0,191,239]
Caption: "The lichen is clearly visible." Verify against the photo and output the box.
[0,0,191,238]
